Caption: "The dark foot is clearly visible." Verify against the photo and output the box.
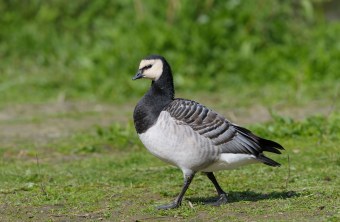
[205,193,228,206]
[156,201,180,210]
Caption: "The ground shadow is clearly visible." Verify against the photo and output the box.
[187,190,299,204]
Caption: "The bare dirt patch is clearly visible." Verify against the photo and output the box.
[0,204,106,222]
[0,101,132,146]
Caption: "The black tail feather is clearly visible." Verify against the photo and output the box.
[257,154,281,167]
[259,138,284,154]
[234,125,285,155]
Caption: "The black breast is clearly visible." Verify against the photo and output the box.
[133,95,172,134]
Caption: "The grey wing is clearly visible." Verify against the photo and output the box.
[166,99,284,156]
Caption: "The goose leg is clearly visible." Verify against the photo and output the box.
[157,172,195,210]
[205,172,228,206]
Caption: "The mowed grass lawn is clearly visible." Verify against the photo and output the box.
[1,1,340,221]
[0,87,339,221]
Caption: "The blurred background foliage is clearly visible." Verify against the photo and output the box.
[0,0,339,104]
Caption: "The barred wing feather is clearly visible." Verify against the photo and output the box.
[165,99,284,159]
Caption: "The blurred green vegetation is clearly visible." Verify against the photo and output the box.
[0,0,339,104]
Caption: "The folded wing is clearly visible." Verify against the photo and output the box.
[165,99,284,166]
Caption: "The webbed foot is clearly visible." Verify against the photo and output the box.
[205,193,228,206]
[156,201,180,210]
[156,172,196,210]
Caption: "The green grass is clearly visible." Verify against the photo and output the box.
[0,1,340,221]
[0,104,339,221]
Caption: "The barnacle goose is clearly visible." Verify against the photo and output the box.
[133,55,284,209]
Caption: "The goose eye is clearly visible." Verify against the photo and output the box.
[143,64,152,70]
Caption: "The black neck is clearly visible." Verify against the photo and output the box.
[133,60,175,134]
[147,59,174,100]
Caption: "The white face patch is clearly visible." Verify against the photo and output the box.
[138,59,163,81]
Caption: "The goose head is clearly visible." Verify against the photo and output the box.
[132,55,166,81]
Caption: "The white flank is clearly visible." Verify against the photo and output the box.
[202,153,258,172]
[138,112,213,172]
[138,111,260,173]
